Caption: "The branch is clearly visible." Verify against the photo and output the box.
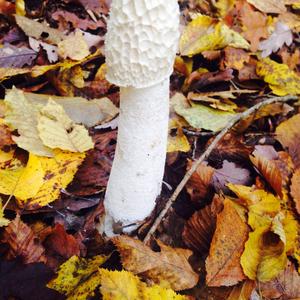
[143,95,297,243]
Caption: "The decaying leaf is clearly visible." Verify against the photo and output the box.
[223,48,250,70]
[1,215,46,264]
[259,22,293,58]
[99,269,188,300]
[206,199,249,286]
[0,44,37,68]
[291,169,300,214]
[227,280,256,300]
[112,235,198,291]
[179,14,249,57]
[47,255,108,299]
[29,37,58,63]
[15,15,66,44]
[276,114,300,168]
[58,31,90,61]
[257,58,300,96]
[37,99,94,153]
[183,195,224,253]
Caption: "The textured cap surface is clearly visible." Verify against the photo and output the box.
[105,0,180,88]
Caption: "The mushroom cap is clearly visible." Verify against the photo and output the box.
[105,0,180,88]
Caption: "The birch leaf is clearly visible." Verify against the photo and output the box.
[257,58,300,96]
[15,15,65,44]
[0,44,37,68]
[99,269,188,300]
[48,255,108,299]
[4,88,53,157]
[259,22,293,57]
[38,99,94,153]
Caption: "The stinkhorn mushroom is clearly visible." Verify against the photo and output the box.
[103,0,180,235]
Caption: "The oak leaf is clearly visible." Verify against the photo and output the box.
[206,199,249,286]
[99,269,188,300]
[1,215,46,264]
[112,235,198,291]
[47,255,108,300]
[37,99,94,153]
[257,58,300,96]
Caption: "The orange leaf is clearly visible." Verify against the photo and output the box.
[291,169,300,215]
[206,199,249,286]
[227,280,256,300]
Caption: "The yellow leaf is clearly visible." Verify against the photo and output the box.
[167,119,190,153]
[26,150,85,208]
[4,88,53,157]
[15,0,25,16]
[37,99,94,153]
[0,199,10,227]
[0,153,44,201]
[58,31,90,61]
[179,15,249,56]
[257,58,300,96]
[99,269,188,300]
[48,255,108,300]
[214,0,235,17]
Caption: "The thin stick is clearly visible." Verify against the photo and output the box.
[143,95,297,243]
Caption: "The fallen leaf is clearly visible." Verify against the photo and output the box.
[112,235,198,291]
[224,47,250,70]
[58,30,90,61]
[29,37,58,63]
[167,119,190,153]
[15,15,66,44]
[186,160,215,203]
[276,114,300,168]
[78,0,110,13]
[246,0,287,13]
[172,93,235,132]
[259,261,300,299]
[0,44,37,68]
[4,88,53,157]
[257,58,300,96]
[240,2,269,51]
[99,269,188,300]
[47,255,108,299]
[0,198,10,227]
[206,199,249,287]
[37,99,94,153]
[182,195,224,253]
[213,160,251,193]
[291,169,300,214]
[214,0,235,17]
[0,118,14,149]
[259,22,293,57]
[227,280,256,300]
[15,0,25,16]
[1,215,46,264]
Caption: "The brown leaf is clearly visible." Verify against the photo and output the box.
[276,114,300,168]
[223,47,250,70]
[206,199,249,287]
[1,215,46,264]
[0,122,14,149]
[291,169,300,215]
[182,195,224,253]
[186,161,215,203]
[43,224,80,266]
[112,235,199,291]
[240,2,269,51]
[259,262,300,299]
[227,280,256,300]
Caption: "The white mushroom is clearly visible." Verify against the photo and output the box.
[103,0,180,235]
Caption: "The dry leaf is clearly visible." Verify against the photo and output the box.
[58,30,90,61]
[246,0,287,13]
[99,269,188,300]
[112,235,198,291]
[1,215,46,264]
[0,199,10,227]
[206,199,249,286]
[276,114,300,168]
[214,0,235,17]
[227,280,256,300]
[29,37,58,63]
[259,22,293,57]
[182,195,224,253]
[291,169,300,214]
[37,99,94,153]
[224,47,250,70]
[257,58,300,96]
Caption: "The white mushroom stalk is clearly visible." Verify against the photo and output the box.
[103,0,180,235]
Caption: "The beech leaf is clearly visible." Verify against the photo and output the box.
[37,99,94,153]
[112,235,198,291]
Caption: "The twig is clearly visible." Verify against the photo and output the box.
[143,95,297,243]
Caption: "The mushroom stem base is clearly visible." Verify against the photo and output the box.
[103,79,170,236]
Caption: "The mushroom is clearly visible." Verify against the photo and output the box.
[103,0,180,235]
